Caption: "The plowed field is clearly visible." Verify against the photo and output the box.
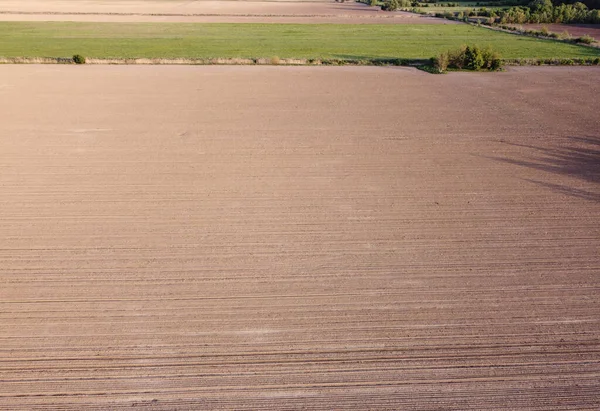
[1,66,599,410]
[0,0,450,24]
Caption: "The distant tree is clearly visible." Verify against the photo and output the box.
[381,0,400,10]
[529,0,553,13]
[72,54,86,64]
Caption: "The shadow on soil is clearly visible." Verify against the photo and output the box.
[329,55,430,66]
[492,136,600,202]
[330,54,402,62]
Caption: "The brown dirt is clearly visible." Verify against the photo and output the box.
[0,0,387,15]
[516,23,600,41]
[0,12,452,24]
[1,65,599,410]
[0,0,453,23]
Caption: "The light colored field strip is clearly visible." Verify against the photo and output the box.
[0,12,443,24]
[0,65,599,410]
[0,0,440,24]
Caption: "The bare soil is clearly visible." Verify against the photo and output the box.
[0,0,453,23]
[0,66,599,410]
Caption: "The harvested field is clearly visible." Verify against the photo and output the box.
[1,65,599,410]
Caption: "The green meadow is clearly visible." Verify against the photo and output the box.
[0,22,598,60]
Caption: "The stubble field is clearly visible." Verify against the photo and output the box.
[0,65,599,410]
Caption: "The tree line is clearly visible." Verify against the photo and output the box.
[488,0,600,24]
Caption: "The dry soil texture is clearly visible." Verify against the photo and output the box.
[1,66,599,410]
[0,0,450,23]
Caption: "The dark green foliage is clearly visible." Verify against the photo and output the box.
[462,0,600,24]
[437,45,504,72]
[381,0,400,11]
[72,54,86,64]
[464,45,486,69]
[496,1,600,23]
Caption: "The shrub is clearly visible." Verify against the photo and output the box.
[482,47,503,71]
[448,45,468,69]
[381,0,400,11]
[464,45,485,70]
[444,45,503,71]
[369,0,378,6]
[72,54,86,64]
[270,56,281,65]
[322,58,346,65]
[433,51,450,73]
[558,30,571,40]
[574,35,595,44]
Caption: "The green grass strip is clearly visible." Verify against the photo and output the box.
[0,22,598,60]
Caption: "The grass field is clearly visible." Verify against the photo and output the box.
[0,22,598,60]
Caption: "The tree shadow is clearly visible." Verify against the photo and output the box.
[331,54,402,61]
[490,136,600,202]
[330,54,429,66]
[522,179,600,202]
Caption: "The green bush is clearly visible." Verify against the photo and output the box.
[369,0,379,7]
[443,45,503,71]
[72,54,86,64]
[465,46,485,70]
[381,0,400,11]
